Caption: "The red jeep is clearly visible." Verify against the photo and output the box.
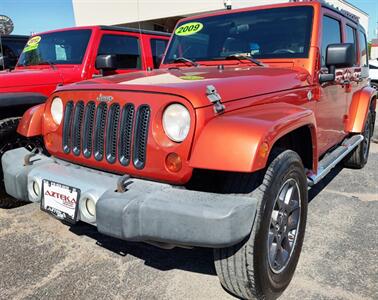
[2,1,376,299]
[0,25,169,158]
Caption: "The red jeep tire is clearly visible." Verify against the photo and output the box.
[214,150,308,300]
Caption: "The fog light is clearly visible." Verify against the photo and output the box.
[85,197,96,217]
[32,181,41,198]
[166,153,182,172]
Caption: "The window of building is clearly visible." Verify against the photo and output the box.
[321,16,341,66]
[150,39,168,68]
[358,31,368,67]
[98,35,141,69]
[345,24,357,65]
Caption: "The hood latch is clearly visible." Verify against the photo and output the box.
[206,85,225,114]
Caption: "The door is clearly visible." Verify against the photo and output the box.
[316,14,347,155]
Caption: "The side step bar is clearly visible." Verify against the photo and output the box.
[307,134,364,186]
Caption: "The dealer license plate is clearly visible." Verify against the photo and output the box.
[41,180,80,224]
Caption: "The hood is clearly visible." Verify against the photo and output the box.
[62,66,311,108]
[0,68,62,89]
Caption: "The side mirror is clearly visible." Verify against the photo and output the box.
[95,54,118,70]
[320,43,355,83]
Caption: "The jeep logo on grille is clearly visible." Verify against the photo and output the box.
[97,94,113,102]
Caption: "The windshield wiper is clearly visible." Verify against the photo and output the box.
[172,57,199,67]
[36,60,56,70]
[225,54,264,66]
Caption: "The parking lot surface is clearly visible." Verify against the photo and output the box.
[0,119,377,300]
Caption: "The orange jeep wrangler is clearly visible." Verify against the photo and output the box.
[2,1,376,299]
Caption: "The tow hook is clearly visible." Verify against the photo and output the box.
[206,85,225,114]
[24,147,42,166]
[116,174,131,192]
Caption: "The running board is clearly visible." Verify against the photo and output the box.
[307,134,364,186]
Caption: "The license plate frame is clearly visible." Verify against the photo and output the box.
[41,180,80,224]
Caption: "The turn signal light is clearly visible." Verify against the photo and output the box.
[259,142,269,158]
[165,153,182,172]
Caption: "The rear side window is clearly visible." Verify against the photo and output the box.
[150,39,168,69]
[98,35,141,69]
[321,16,341,66]
[345,25,357,65]
[358,31,368,67]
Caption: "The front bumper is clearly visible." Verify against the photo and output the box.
[2,148,258,248]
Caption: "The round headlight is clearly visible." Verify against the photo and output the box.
[162,104,191,142]
[51,97,63,125]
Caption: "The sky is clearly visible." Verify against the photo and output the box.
[0,0,377,41]
[0,0,75,35]
[348,0,378,41]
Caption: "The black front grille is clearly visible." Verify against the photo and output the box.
[62,100,150,169]
[133,105,151,169]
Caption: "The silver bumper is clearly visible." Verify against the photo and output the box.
[2,148,258,248]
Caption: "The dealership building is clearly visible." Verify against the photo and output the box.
[72,0,369,34]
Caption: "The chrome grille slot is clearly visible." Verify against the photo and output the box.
[62,101,74,154]
[118,104,135,166]
[93,102,108,161]
[133,105,150,170]
[106,103,120,164]
[72,101,84,156]
[82,101,96,158]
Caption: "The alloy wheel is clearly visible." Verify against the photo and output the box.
[267,178,301,274]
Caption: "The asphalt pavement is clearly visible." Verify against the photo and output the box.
[0,117,377,300]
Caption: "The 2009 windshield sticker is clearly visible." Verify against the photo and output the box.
[175,22,203,36]
[23,36,41,52]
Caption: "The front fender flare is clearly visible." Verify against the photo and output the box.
[189,103,317,173]
[345,86,377,133]
[17,104,45,137]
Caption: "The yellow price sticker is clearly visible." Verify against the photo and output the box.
[175,22,203,36]
[23,36,41,53]
[27,36,41,46]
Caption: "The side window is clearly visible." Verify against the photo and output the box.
[150,39,168,69]
[345,25,357,65]
[358,31,368,67]
[321,16,341,66]
[98,34,141,69]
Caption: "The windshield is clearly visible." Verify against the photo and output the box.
[17,29,91,66]
[164,6,313,64]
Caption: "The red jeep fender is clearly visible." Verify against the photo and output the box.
[189,103,317,173]
[345,86,377,133]
[17,104,45,137]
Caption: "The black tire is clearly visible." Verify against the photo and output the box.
[344,110,372,169]
[0,117,42,208]
[214,150,308,300]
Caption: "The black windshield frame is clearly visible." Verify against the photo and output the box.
[164,6,314,64]
[17,29,92,67]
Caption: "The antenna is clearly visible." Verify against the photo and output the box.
[136,0,149,72]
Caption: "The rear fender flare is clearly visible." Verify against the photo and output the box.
[189,103,317,173]
[346,86,377,133]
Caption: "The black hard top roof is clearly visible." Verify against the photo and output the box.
[99,25,171,37]
[0,34,29,39]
